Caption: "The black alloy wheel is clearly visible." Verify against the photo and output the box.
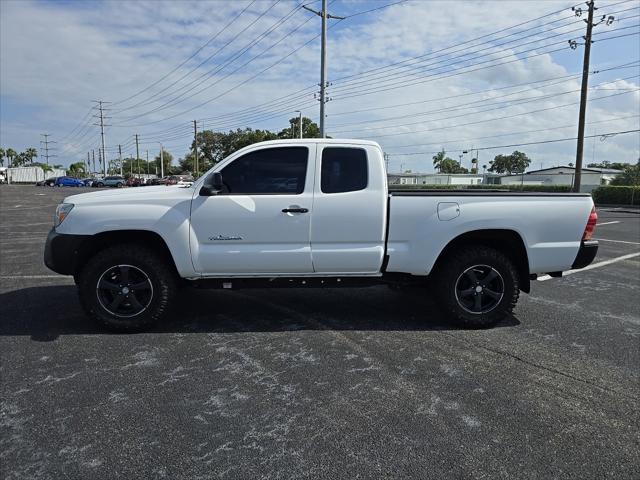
[96,264,153,318]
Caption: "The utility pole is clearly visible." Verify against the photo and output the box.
[92,149,96,174]
[146,150,149,176]
[135,134,140,178]
[384,152,390,172]
[573,1,595,192]
[295,110,303,138]
[92,100,111,177]
[571,1,614,192]
[159,145,164,179]
[303,0,344,138]
[193,120,199,177]
[40,134,56,166]
[87,152,90,174]
[118,144,123,176]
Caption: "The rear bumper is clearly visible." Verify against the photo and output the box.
[44,229,89,275]
[571,240,598,269]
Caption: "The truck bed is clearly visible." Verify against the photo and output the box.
[385,189,594,276]
[388,189,592,197]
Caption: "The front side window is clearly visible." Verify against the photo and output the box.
[220,147,308,195]
[321,147,368,194]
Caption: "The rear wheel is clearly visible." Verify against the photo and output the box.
[78,244,177,332]
[434,246,519,328]
[96,182,104,188]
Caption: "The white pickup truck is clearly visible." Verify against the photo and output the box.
[45,139,598,331]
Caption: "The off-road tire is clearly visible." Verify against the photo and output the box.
[434,246,519,328]
[78,244,177,332]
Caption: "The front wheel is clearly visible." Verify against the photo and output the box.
[78,244,177,332]
[433,246,519,328]
[116,182,123,188]
[96,182,104,188]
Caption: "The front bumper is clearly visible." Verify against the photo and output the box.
[44,229,89,275]
[571,240,598,269]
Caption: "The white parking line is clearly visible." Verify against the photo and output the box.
[595,238,640,245]
[596,221,621,226]
[537,252,640,281]
[0,275,72,280]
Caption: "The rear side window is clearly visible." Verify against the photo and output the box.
[221,147,308,195]
[321,147,368,194]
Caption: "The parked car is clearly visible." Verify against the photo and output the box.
[45,139,599,332]
[53,176,84,187]
[149,177,168,186]
[166,175,194,186]
[82,178,95,187]
[126,177,142,187]
[94,176,125,188]
[36,177,57,187]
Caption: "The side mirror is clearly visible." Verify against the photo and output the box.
[199,172,224,196]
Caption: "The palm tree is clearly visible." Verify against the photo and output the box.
[432,149,447,172]
[23,147,38,164]
[68,162,86,178]
[5,148,16,167]
[13,152,27,167]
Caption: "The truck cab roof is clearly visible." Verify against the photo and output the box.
[239,138,381,148]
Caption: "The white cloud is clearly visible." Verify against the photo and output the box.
[0,0,638,170]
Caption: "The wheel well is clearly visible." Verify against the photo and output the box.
[74,230,178,277]
[433,229,531,293]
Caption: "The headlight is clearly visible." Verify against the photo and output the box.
[54,203,74,227]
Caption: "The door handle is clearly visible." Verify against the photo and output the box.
[282,207,309,213]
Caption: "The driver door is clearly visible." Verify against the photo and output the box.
[190,144,316,275]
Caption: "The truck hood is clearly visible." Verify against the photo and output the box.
[63,185,193,205]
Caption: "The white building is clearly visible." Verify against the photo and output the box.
[388,172,486,186]
[3,166,67,184]
[499,166,622,192]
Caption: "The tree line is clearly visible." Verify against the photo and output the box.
[0,147,53,168]
[177,116,321,173]
[432,149,531,174]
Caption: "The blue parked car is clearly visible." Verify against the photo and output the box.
[54,176,84,187]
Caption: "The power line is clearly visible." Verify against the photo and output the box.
[113,0,286,115]
[386,129,640,157]
[340,0,409,18]
[111,0,258,107]
[113,1,311,124]
[329,62,639,117]
[330,74,638,131]
[384,114,640,153]
[115,14,344,127]
[338,89,639,138]
[331,3,586,85]
[389,129,640,157]
[332,17,583,93]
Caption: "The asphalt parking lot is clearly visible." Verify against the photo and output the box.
[1,184,638,480]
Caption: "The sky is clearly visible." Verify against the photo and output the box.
[1,0,638,173]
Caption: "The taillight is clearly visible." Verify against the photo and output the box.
[582,207,597,241]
